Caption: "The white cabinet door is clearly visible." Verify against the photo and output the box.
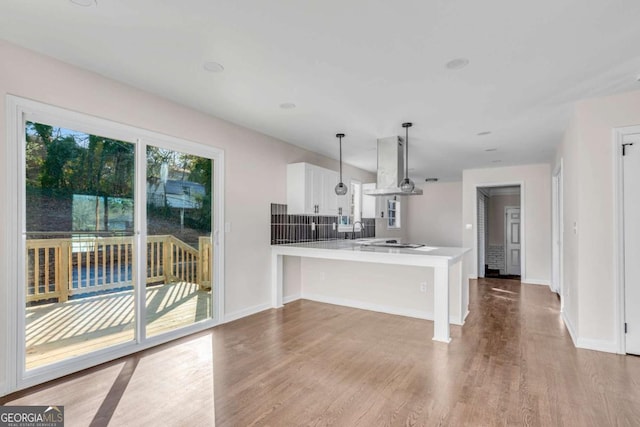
[310,164,324,214]
[362,183,376,218]
[304,164,317,214]
[287,162,343,215]
[320,170,336,215]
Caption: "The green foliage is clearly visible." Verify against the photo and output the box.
[26,122,212,233]
[40,136,79,189]
[26,121,135,197]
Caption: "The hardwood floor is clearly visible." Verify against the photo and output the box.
[3,278,640,426]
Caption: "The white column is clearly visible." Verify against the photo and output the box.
[271,251,283,308]
[432,262,451,343]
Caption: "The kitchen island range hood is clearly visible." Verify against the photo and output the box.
[364,136,423,196]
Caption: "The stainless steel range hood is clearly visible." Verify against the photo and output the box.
[363,136,423,196]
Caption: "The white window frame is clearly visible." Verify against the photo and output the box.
[4,95,225,393]
[387,198,401,229]
[338,179,363,232]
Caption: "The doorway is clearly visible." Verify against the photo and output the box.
[619,132,640,355]
[476,185,522,280]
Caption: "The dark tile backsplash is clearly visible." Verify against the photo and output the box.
[270,203,375,245]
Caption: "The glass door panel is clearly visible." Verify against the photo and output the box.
[145,146,212,337]
[24,121,136,370]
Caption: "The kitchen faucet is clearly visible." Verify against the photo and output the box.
[352,221,365,240]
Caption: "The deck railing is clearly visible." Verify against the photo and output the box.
[26,234,212,303]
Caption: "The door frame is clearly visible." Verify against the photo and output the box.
[614,125,640,354]
[476,189,489,278]
[504,205,521,276]
[473,182,525,280]
[552,159,564,306]
[4,95,225,393]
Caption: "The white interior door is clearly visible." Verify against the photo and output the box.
[623,140,640,355]
[505,207,521,276]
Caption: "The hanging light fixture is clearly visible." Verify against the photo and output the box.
[400,122,415,193]
[335,133,348,195]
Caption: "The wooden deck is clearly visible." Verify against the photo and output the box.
[26,282,211,370]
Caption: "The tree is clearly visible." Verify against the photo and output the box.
[40,136,79,190]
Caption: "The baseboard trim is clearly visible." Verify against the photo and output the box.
[558,311,617,354]
[302,293,464,325]
[468,275,478,281]
[562,311,577,346]
[224,303,272,323]
[283,294,301,304]
[522,278,551,286]
[576,337,618,354]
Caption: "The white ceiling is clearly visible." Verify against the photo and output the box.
[3,0,640,181]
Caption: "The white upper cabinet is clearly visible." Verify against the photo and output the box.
[362,183,381,218]
[287,163,348,215]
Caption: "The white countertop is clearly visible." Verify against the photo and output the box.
[271,239,469,266]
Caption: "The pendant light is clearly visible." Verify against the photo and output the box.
[400,122,415,193]
[335,133,348,195]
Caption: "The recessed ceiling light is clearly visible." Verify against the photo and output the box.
[492,160,502,163]
[485,148,498,152]
[203,62,224,73]
[70,0,96,5]
[477,131,491,136]
[445,58,469,70]
[279,102,296,109]
[425,178,439,182]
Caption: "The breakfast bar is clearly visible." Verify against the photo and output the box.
[271,240,469,343]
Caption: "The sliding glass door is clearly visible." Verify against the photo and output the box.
[24,121,137,370]
[145,145,213,338]
[11,96,223,390]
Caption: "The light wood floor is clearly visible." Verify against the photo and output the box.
[4,278,640,426]
[26,282,211,369]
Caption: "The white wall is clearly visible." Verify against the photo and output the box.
[0,40,374,393]
[554,88,640,352]
[555,113,580,342]
[462,164,551,285]
[405,182,463,246]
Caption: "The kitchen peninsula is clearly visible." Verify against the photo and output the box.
[271,240,469,343]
